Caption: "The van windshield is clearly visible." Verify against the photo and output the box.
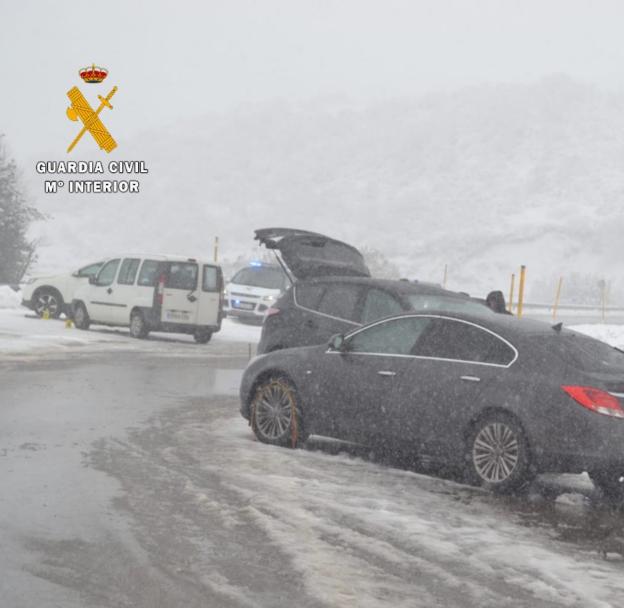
[231,267,287,290]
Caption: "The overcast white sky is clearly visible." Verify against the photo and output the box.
[2,0,624,162]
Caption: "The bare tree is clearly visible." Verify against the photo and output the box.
[0,136,41,284]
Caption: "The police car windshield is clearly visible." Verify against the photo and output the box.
[231,267,287,290]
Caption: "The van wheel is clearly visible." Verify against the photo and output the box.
[193,330,212,344]
[129,311,149,339]
[73,303,90,330]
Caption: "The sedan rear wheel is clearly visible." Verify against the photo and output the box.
[467,413,532,493]
[251,376,305,447]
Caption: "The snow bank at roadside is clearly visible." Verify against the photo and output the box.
[0,286,21,309]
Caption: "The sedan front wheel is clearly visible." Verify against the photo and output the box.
[250,376,306,448]
[467,413,532,493]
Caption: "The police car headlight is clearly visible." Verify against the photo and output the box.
[262,295,275,302]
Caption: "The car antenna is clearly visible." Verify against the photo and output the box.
[552,322,563,332]
[272,251,295,286]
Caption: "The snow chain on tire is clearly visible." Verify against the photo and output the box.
[250,378,299,447]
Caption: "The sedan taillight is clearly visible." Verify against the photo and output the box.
[561,385,624,419]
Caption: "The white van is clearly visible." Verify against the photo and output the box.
[72,254,224,343]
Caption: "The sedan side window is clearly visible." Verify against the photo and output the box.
[361,289,404,324]
[413,318,515,365]
[95,259,120,286]
[317,285,361,322]
[347,317,432,355]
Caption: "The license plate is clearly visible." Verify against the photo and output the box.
[164,310,191,322]
[233,301,254,310]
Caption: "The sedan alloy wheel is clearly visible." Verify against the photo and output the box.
[468,414,532,492]
[251,377,304,447]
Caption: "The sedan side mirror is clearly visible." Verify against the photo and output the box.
[88,276,98,285]
[329,334,346,352]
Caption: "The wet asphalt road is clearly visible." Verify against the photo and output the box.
[1,349,624,607]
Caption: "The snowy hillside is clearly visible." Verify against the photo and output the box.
[29,76,624,300]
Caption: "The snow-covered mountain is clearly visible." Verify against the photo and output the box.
[28,75,624,301]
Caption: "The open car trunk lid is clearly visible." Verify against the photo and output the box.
[254,228,370,280]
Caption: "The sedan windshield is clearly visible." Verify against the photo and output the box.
[406,294,492,315]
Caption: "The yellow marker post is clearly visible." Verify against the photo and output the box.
[65,318,74,329]
[552,276,563,321]
[508,273,515,314]
[517,265,527,319]
[443,264,448,289]
[42,309,50,320]
[214,236,219,263]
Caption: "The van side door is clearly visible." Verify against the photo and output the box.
[160,261,200,326]
[197,264,222,328]
[87,258,121,323]
[108,257,141,324]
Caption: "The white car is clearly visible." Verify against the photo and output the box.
[72,254,224,343]
[223,262,289,324]
[21,261,104,318]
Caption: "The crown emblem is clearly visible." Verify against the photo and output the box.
[79,64,108,84]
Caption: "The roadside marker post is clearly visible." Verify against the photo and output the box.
[517,266,526,319]
[508,273,515,314]
[553,277,563,321]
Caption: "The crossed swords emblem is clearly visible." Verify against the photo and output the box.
[66,86,118,153]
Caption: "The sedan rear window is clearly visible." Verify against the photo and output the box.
[407,294,492,315]
[551,332,624,372]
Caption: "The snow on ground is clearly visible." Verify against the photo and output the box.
[0,285,21,309]
[167,412,624,608]
[0,304,261,358]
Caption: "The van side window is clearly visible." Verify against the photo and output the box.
[361,289,403,324]
[317,285,361,322]
[203,265,219,292]
[137,260,160,287]
[167,263,198,290]
[117,258,140,285]
[96,259,120,286]
[295,284,326,310]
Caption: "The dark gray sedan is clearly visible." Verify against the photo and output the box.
[240,311,624,497]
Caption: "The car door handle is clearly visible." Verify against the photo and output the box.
[107,288,113,295]
[460,375,481,383]
[377,371,396,377]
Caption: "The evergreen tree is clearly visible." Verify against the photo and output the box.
[0,137,41,284]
